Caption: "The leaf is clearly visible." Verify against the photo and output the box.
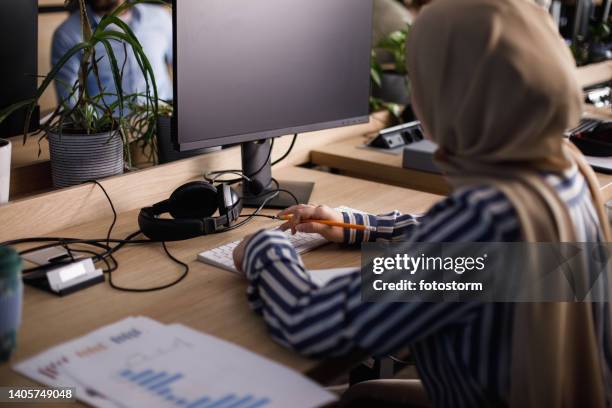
[371,68,382,88]
[77,0,92,42]
[0,99,36,124]
[374,25,411,76]
[111,0,169,17]
[22,41,90,136]
[2,0,166,160]
[98,38,126,114]
[94,29,160,129]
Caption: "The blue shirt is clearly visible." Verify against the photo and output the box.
[242,166,612,408]
[52,4,173,106]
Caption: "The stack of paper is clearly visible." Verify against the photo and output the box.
[14,317,337,408]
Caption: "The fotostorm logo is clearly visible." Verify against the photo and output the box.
[371,253,488,275]
[363,243,612,302]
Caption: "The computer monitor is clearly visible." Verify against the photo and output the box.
[172,0,373,207]
[0,0,39,138]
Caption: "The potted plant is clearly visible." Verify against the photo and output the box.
[125,101,219,165]
[370,25,411,122]
[0,0,161,188]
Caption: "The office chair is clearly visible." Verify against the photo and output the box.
[338,379,431,408]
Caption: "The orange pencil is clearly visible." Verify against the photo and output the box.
[278,215,376,232]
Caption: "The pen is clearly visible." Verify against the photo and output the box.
[277,215,377,232]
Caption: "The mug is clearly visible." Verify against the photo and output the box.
[0,246,22,362]
[0,138,11,204]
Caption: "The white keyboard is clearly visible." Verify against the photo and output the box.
[197,230,329,274]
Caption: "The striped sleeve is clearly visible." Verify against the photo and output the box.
[243,186,522,358]
[243,229,478,358]
[341,211,421,244]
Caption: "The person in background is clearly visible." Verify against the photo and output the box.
[373,0,414,45]
[233,0,612,406]
[52,0,173,105]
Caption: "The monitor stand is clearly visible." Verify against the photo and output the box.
[240,139,314,209]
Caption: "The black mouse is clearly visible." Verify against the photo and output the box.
[571,121,612,157]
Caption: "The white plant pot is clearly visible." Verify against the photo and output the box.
[48,130,124,188]
[0,139,11,204]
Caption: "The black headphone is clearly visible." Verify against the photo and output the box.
[570,121,612,157]
[138,181,242,241]
[571,134,612,157]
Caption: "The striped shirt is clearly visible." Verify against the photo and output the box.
[242,165,612,408]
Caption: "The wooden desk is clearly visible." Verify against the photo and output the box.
[312,137,450,196]
[7,113,389,200]
[576,60,612,90]
[0,166,441,391]
[310,61,612,199]
[311,136,612,201]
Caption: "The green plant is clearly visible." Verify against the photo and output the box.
[124,99,173,164]
[375,27,410,76]
[370,25,411,122]
[0,0,165,167]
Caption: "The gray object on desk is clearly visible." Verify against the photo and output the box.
[402,140,441,174]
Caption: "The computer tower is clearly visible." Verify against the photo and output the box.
[0,0,40,138]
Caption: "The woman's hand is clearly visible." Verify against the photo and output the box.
[278,204,345,243]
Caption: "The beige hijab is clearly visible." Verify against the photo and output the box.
[407,0,611,406]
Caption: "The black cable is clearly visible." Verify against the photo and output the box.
[1,237,151,248]
[4,182,190,293]
[270,177,299,206]
[107,241,189,293]
[239,214,277,220]
[219,190,280,233]
[21,247,111,281]
[86,180,117,246]
[205,139,275,185]
[233,178,300,223]
[271,134,298,166]
[103,231,146,258]
[5,167,300,292]
[204,134,298,185]
[18,241,115,276]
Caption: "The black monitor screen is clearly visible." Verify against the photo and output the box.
[0,0,38,138]
[173,0,373,151]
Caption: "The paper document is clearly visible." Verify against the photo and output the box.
[14,316,164,407]
[306,268,358,287]
[14,317,336,408]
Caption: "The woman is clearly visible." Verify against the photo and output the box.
[233,0,612,406]
[52,0,173,105]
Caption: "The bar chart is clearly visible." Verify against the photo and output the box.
[119,368,271,408]
[16,318,336,408]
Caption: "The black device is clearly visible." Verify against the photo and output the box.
[572,0,595,41]
[0,0,39,138]
[369,121,425,150]
[138,181,242,241]
[23,258,105,297]
[172,0,373,207]
[584,84,612,108]
[570,119,612,157]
